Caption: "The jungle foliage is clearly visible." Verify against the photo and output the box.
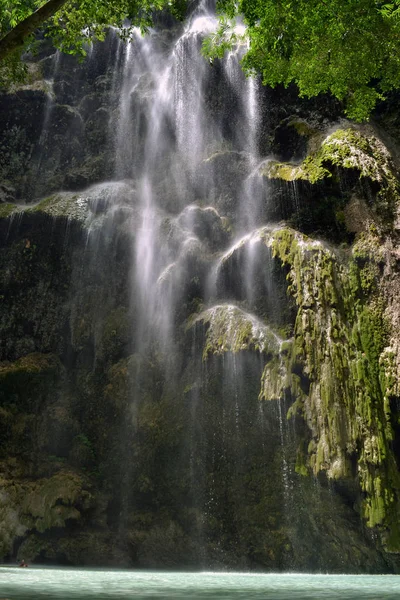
[1,1,400,118]
[203,0,400,121]
[0,0,184,86]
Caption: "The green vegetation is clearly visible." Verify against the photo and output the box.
[3,0,400,121]
[20,471,89,532]
[191,304,281,359]
[203,0,400,120]
[193,222,400,546]
[0,0,185,86]
[2,0,400,122]
[264,227,400,548]
[263,127,400,230]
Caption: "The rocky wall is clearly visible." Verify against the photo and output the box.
[1,28,400,573]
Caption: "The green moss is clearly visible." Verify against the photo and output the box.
[0,353,61,405]
[263,127,400,225]
[0,192,93,225]
[104,355,136,411]
[20,471,92,533]
[99,307,130,362]
[264,161,315,182]
[30,192,89,221]
[259,357,288,401]
[295,450,309,477]
[259,226,400,547]
[0,202,16,218]
[0,353,59,377]
[0,470,92,554]
[279,340,293,356]
[191,304,281,360]
[289,119,316,137]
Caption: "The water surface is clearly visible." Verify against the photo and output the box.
[0,568,399,599]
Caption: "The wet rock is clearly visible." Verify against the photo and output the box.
[0,184,15,204]
[271,116,315,161]
[199,150,252,202]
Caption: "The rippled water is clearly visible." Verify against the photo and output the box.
[0,569,400,599]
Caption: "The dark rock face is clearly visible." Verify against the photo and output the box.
[0,39,120,202]
[1,21,400,573]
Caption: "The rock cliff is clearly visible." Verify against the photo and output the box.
[1,19,400,572]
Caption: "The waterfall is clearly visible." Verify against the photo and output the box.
[2,0,391,573]
[93,0,289,564]
[104,2,289,561]
[108,1,264,346]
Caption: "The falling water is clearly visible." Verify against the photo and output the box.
[25,51,61,200]
[1,0,362,572]
[96,1,293,550]
[277,398,291,511]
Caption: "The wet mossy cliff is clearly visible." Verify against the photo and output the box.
[2,30,400,572]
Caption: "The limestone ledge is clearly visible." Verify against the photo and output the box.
[0,181,136,226]
[190,303,282,359]
[0,193,90,223]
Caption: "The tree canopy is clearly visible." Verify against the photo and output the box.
[0,0,184,86]
[203,0,400,121]
[2,1,400,120]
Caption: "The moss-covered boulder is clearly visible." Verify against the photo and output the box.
[263,126,399,233]
[213,227,297,332]
[20,471,91,533]
[264,127,396,185]
[260,226,400,550]
[190,304,282,359]
[0,470,93,560]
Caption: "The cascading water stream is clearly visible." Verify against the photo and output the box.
[43,0,294,563]
[0,0,394,573]
[111,0,265,348]
[24,50,61,200]
[174,12,218,175]
[109,6,287,542]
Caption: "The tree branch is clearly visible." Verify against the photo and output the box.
[0,0,71,62]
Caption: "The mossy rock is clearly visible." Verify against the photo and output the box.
[271,117,317,161]
[197,151,253,205]
[20,471,91,533]
[47,104,83,136]
[0,469,93,559]
[260,226,400,549]
[0,492,27,558]
[176,204,230,251]
[99,307,130,362]
[214,226,297,330]
[32,192,90,221]
[63,154,113,190]
[263,127,397,184]
[57,530,129,566]
[135,520,197,568]
[0,193,91,223]
[16,529,124,565]
[0,180,132,225]
[190,304,282,359]
[104,356,135,412]
[0,202,15,218]
[263,126,399,230]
